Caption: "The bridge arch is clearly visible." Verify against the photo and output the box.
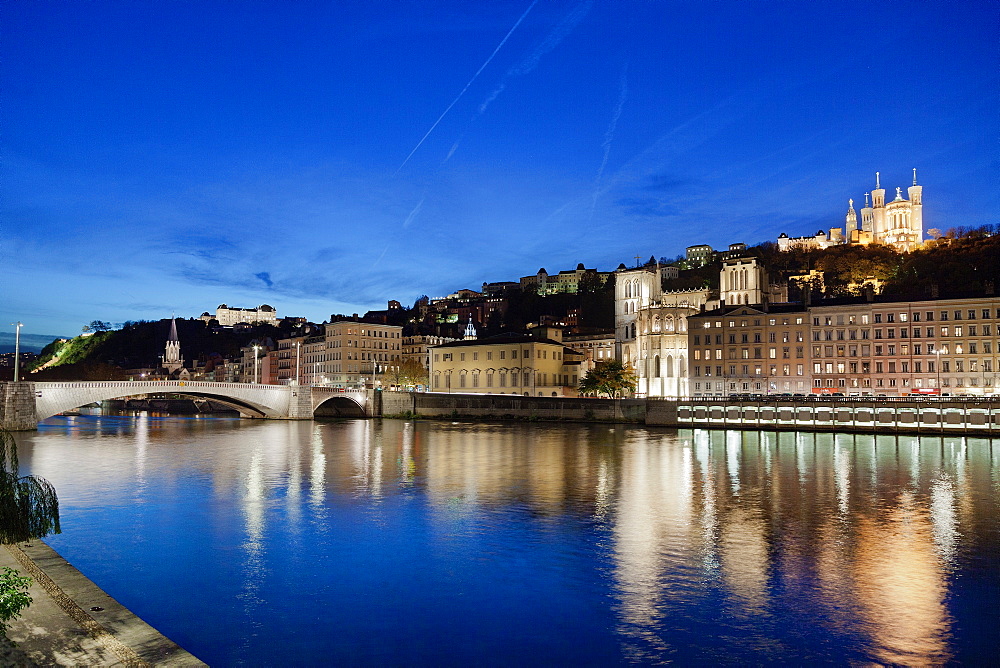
[34,381,292,421]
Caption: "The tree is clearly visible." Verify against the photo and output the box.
[579,360,637,399]
[0,567,32,632]
[0,429,60,545]
[0,428,60,633]
[383,358,428,389]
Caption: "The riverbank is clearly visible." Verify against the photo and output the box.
[0,541,204,666]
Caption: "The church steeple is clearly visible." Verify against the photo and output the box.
[161,317,184,373]
[845,198,858,233]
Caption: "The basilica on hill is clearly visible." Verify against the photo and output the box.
[778,170,924,252]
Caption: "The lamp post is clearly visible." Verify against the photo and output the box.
[10,322,22,382]
[294,342,301,386]
[934,348,942,396]
[252,344,261,384]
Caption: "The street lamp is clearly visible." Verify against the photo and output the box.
[10,322,22,383]
[252,344,261,384]
[294,341,301,386]
[934,348,943,396]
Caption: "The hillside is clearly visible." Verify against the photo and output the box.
[26,319,294,378]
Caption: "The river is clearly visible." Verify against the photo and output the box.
[13,415,1000,665]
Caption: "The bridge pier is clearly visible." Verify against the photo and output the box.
[1,382,38,431]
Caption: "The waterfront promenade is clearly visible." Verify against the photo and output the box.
[0,542,203,666]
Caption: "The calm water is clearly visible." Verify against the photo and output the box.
[13,416,1000,666]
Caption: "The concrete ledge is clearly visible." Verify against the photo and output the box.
[2,541,204,666]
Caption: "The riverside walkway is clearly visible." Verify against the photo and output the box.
[0,541,204,666]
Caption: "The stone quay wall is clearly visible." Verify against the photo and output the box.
[381,391,645,422]
[0,382,37,431]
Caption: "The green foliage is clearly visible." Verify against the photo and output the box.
[0,566,32,631]
[579,360,637,399]
[383,358,428,388]
[0,429,60,545]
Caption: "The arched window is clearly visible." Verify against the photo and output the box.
[630,323,636,339]
[652,316,660,333]
[654,355,661,377]
[665,355,674,377]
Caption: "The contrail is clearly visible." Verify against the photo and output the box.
[480,0,593,114]
[395,0,539,175]
[402,198,424,228]
[591,63,629,216]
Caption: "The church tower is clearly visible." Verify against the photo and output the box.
[720,257,767,306]
[845,199,858,236]
[161,317,185,375]
[870,172,886,237]
[908,168,923,241]
[861,191,874,233]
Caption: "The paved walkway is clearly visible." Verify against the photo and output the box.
[0,541,205,666]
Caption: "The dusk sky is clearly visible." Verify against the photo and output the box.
[3,0,997,340]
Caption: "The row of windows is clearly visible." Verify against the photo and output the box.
[814,359,995,374]
[694,364,806,377]
[694,332,806,345]
[813,342,998,357]
[812,376,997,388]
[698,317,807,329]
[812,308,1000,327]
[435,348,562,362]
[693,347,806,360]
[329,328,402,338]
[433,372,579,388]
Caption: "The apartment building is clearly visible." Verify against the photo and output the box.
[288,321,404,388]
[687,305,812,396]
[809,297,1000,395]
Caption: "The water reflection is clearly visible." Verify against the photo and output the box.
[13,417,999,665]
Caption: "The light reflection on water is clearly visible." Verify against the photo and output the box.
[13,416,1000,666]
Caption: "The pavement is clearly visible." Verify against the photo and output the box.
[0,541,205,667]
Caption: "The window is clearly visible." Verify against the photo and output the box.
[874,314,882,323]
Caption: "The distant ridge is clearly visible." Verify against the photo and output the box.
[0,331,71,353]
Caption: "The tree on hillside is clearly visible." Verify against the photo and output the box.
[579,360,637,399]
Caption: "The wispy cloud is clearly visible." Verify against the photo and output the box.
[479,0,593,114]
[255,271,274,288]
[395,0,539,174]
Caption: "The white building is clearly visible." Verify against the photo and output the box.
[615,261,717,398]
[778,170,924,252]
[206,304,279,326]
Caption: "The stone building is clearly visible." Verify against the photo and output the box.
[614,261,717,398]
[206,304,279,327]
[403,334,457,370]
[428,327,585,396]
[519,264,611,295]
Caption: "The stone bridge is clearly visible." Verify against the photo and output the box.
[0,381,375,430]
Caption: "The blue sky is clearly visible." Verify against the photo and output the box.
[3,0,997,338]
